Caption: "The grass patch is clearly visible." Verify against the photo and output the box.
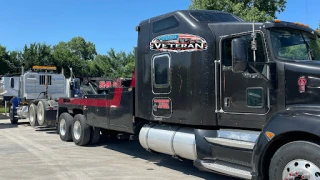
[0,107,9,113]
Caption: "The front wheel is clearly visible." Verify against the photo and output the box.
[89,127,100,145]
[10,118,18,124]
[269,141,320,180]
[9,107,18,124]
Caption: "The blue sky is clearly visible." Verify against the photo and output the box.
[0,0,318,55]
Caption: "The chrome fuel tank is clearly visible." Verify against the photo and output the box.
[139,124,197,160]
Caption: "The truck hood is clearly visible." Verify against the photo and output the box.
[285,61,320,106]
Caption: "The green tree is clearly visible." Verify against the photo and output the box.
[90,54,115,77]
[0,36,135,78]
[52,41,76,77]
[52,37,97,77]
[68,36,97,60]
[89,48,135,78]
[104,48,135,78]
[21,42,54,70]
[189,0,287,22]
[0,45,12,74]
[7,50,23,73]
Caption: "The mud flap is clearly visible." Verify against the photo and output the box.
[45,110,58,126]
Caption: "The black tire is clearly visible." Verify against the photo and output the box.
[9,107,18,124]
[269,141,320,180]
[58,113,73,142]
[100,129,117,141]
[37,100,48,126]
[29,103,38,127]
[72,114,91,146]
[10,119,18,124]
[89,127,100,145]
[100,129,109,141]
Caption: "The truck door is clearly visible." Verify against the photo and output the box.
[218,32,270,128]
[147,16,179,120]
[150,53,172,119]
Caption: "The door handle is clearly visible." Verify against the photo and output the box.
[224,97,230,107]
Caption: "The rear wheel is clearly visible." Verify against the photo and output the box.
[37,100,48,126]
[58,113,73,141]
[89,127,100,145]
[269,141,320,180]
[100,129,117,141]
[29,103,38,127]
[72,114,91,146]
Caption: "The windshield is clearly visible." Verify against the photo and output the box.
[269,28,320,61]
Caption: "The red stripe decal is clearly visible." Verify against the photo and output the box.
[58,88,123,107]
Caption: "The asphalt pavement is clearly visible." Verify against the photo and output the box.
[0,114,239,180]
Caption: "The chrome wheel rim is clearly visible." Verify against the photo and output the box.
[282,159,320,180]
[59,119,66,136]
[37,103,44,124]
[29,106,35,124]
[73,121,81,140]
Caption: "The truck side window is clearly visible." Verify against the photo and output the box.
[152,54,170,87]
[10,78,14,88]
[153,16,179,34]
[222,33,266,74]
[222,39,232,67]
[247,87,264,108]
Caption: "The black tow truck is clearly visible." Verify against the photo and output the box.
[56,10,320,180]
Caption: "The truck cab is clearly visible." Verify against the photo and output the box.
[136,10,320,180]
[57,10,320,180]
[0,74,21,101]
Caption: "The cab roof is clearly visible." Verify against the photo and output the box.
[138,10,244,25]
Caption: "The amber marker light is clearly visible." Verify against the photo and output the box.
[32,65,57,70]
[265,131,275,141]
[274,19,281,23]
